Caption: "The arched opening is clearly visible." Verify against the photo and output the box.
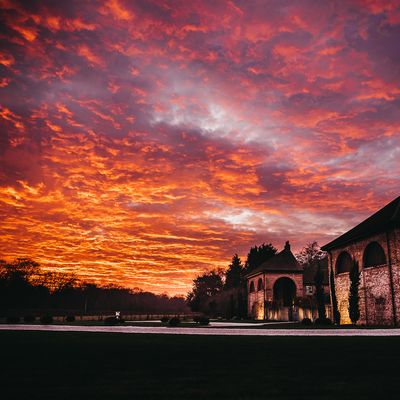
[249,281,255,293]
[336,251,352,274]
[363,241,386,268]
[273,277,296,306]
[257,278,263,291]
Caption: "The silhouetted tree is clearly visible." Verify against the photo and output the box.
[296,241,326,267]
[186,269,224,313]
[244,243,277,273]
[330,266,341,325]
[314,263,326,320]
[0,258,49,309]
[349,260,361,325]
[224,254,243,289]
[0,258,189,315]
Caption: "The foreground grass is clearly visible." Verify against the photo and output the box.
[1,331,400,399]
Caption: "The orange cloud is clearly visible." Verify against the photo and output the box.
[0,0,399,295]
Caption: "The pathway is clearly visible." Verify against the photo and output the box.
[1,324,400,336]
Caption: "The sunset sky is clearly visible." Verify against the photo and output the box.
[1,0,399,295]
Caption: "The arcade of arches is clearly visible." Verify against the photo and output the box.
[323,193,400,327]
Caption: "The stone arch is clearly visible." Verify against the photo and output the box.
[273,277,296,306]
[363,241,386,268]
[249,281,255,293]
[336,251,352,274]
[257,277,263,291]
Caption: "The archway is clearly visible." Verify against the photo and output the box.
[363,242,386,268]
[336,251,352,274]
[249,281,255,293]
[273,277,296,306]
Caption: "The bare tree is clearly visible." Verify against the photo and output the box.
[296,241,326,267]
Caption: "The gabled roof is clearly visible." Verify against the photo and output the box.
[246,242,302,278]
[322,196,400,251]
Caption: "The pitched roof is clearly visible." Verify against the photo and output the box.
[322,196,400,251]
[246,242,302,277]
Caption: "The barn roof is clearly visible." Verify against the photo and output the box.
[246,241,302,278]
[321,196,400,251]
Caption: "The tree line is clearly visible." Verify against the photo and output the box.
[186,241,331,320]
[0,258,188,316]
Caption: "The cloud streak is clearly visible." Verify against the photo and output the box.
[1,0,399,294]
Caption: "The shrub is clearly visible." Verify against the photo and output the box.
[161,316,169,323]
[168,317,180,327]
[301,317,312,326]
[193,315,210,326]
[314,317,333,326]
[40,315,53,324]
[104,316,118,325]
[23,315,35,323]
[6,316,20,323]
[197,316,210,326]
[65,315,75,323]
[104,316,125,325]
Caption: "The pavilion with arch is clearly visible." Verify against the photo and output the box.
[246,241,308,321]
[322,196,400,326]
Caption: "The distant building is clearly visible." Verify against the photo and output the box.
[322,196,400,326]
[246,242,329,321]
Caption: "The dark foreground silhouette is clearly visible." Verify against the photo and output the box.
[2,331,400,399]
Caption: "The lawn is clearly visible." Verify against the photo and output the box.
[1,331,400,399]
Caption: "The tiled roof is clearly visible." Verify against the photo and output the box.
[246,242,302,277]
[322,196,400,251]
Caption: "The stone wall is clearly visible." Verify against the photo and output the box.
[247,273,266,320]
[328,228,400,326]
[247,271,303,320]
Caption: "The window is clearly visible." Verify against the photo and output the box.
[249,281,255,293]
[336,251,352,274]
[363,241,386,268]
[257,278,263,291]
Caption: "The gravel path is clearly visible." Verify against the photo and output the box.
[2,324,400,336]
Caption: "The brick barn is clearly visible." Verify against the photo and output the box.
[322,196,400,326]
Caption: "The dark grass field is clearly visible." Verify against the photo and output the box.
[1,331,400,399]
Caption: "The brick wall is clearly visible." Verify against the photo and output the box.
[247,271,303,319]
[328,228,400,326]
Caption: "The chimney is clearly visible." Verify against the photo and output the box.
[284,241,290,251]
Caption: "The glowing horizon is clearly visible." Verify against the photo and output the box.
[1,0,399,295]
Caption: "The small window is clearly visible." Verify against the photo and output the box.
[257,278,263,291]
[363,242,386,268]
[336,251,352,274]
[249,281,255,293]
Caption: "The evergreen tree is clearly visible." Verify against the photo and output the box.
[330,265,341,325]
[244,243,277,273]
[224,254,243,289]
[314,262,326,320]
[348,260,361,324]
[186,269,224,312]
